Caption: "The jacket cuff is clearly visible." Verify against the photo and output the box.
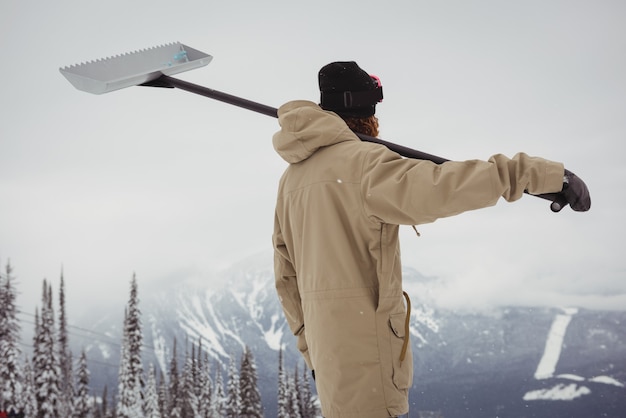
[543,161,566,193]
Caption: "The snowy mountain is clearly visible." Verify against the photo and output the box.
[76,254,626,418]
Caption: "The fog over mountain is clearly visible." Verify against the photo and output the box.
[69,254,626,418]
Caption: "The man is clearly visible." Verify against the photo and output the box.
[272,61,590,418]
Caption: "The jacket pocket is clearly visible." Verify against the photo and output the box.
[389,313,413,390]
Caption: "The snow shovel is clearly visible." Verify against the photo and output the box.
[59,42,567,211]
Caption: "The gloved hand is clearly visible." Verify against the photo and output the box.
[550,169,591,212]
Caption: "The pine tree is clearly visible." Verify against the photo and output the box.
[143,364,162,418]
[116,308,130,414]
[0,261,23,412]
[225,353,241,417]
[189,342,202,417]
[33,279,61,418]
[276,347,289,418]
[116,274,144,418]
[179,347,191,417]
[299,363,319,418]
[157,370,168,418]
[100,385,109,418]
[209,365,226,418]
[239,346,263,418]
[168,337,181,418]
[180,341,198,417]
[22,357,37,417]
[126,274,144,385]
[72,349,92,418]
[285,368,301,418]
[197,343,213,418]
[58,271,74,417]
[291,362,303,418]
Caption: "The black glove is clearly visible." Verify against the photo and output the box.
[550,169,591,212]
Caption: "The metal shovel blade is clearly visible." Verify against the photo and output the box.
[59,42,213,94]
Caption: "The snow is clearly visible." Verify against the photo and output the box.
[589,375,625,387]
[246,275,267,321]
[557,374,585,382]
[413,308,439,333]
[410,329,428,346]
[97,341,111,360]
[523,383,591,401]
[409,304,439,346]
[147,315,168,373]
[562,307,579,316]
[229,272,286,351]
[176,291,232,359]
[263,313,284,351]
[533,309,577,379]
[522,307,626,403]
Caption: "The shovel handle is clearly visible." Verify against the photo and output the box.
[151,75,278,117]
[152,75,450,163]
[150,75,563,208]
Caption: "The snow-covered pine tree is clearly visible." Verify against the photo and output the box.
[157,370,168,418]
[189,342,202,417]
[299,363,320,418]
[99,385,109,418]
[209,364,227,418]
[58,272,74,418]
[127,274,143,385]
[239,346,263,418]
[32,309,41,402]
[285,366,301,418]
[296,362,304,417]
[117,308,130,414]
[33,280,62,418]
[21,357,37,417]
[225,353,241,417]
[116,274,144,418]
[168,337,182,418]
[0,261,24,412]
[179,343,191,418]
[180,341,198,417]
[144,363,162,418]
[277,347,289,418]
[197,340,213,418]
[72,349,92,418]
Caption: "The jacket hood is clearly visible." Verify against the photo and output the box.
[272,100,359,164]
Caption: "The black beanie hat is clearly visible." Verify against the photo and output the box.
[318,61,383,118]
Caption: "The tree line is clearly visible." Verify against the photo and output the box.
[0,261,320,417]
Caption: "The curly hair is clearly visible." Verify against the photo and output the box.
[343,115,379,138]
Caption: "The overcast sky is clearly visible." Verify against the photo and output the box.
[1,0,625,317]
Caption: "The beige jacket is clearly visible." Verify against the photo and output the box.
[272,100,564,417]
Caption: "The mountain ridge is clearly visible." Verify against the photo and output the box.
[75,255,626,417]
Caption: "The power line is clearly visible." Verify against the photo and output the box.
[6,277,230,370]
[15,311,216,368]
[17,310,157,351]
[17,340,121,370]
